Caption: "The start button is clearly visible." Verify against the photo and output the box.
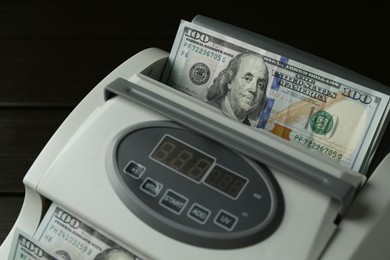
[160,190,188,214]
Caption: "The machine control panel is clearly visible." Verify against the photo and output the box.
[107,122,284,249]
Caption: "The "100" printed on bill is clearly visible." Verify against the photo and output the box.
[162,20,390,173]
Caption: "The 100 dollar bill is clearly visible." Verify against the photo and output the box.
[162,20,390,173]
[9,228,56,260]
[33,203,139,260]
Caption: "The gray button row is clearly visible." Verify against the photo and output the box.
[126,161,238,231]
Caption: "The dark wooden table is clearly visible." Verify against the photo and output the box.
[1,2,390,245]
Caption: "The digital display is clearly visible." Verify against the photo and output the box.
[150,135,215,182]
[205,165,247,198]
[151,135,248,199]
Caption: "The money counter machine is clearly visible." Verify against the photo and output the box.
[1,15,390,260]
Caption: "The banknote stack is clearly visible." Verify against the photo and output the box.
[162,19,390,174]
[9,203,140,260]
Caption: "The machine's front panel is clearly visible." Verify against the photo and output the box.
[33,96,341,260]
[108,123,284,249]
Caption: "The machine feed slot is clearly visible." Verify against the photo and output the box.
[104,76,360,215]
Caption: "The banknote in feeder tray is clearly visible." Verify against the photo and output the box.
[33,203,139,260]
[162,20,390,173]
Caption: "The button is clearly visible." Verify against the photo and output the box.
[187,203,211,224]
[214,210,238,231]
[140,178,162,197]
[124,161,145,179]
[159,190,188,215]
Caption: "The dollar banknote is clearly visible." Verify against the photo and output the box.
[162,20,390,173]
[33,203,139,260]
[9,228,56,260]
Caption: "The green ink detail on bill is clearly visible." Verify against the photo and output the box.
[310,110,333,135]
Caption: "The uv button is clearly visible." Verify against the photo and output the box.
[214,210,238,231]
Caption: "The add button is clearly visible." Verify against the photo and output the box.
[188,203,211,224]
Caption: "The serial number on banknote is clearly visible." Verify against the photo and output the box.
[182,42,227,62]
[42,224,93,255]
[293,134,343,160]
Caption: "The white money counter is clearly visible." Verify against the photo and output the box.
[1,16,390,260]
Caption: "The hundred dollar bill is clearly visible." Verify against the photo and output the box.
[9,228,56,260]
[33,203,139,260]
[162,20,390,173]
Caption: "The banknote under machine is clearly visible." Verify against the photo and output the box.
[9,228,56,260]
[162,19,390,173]
[33,203,140,260]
